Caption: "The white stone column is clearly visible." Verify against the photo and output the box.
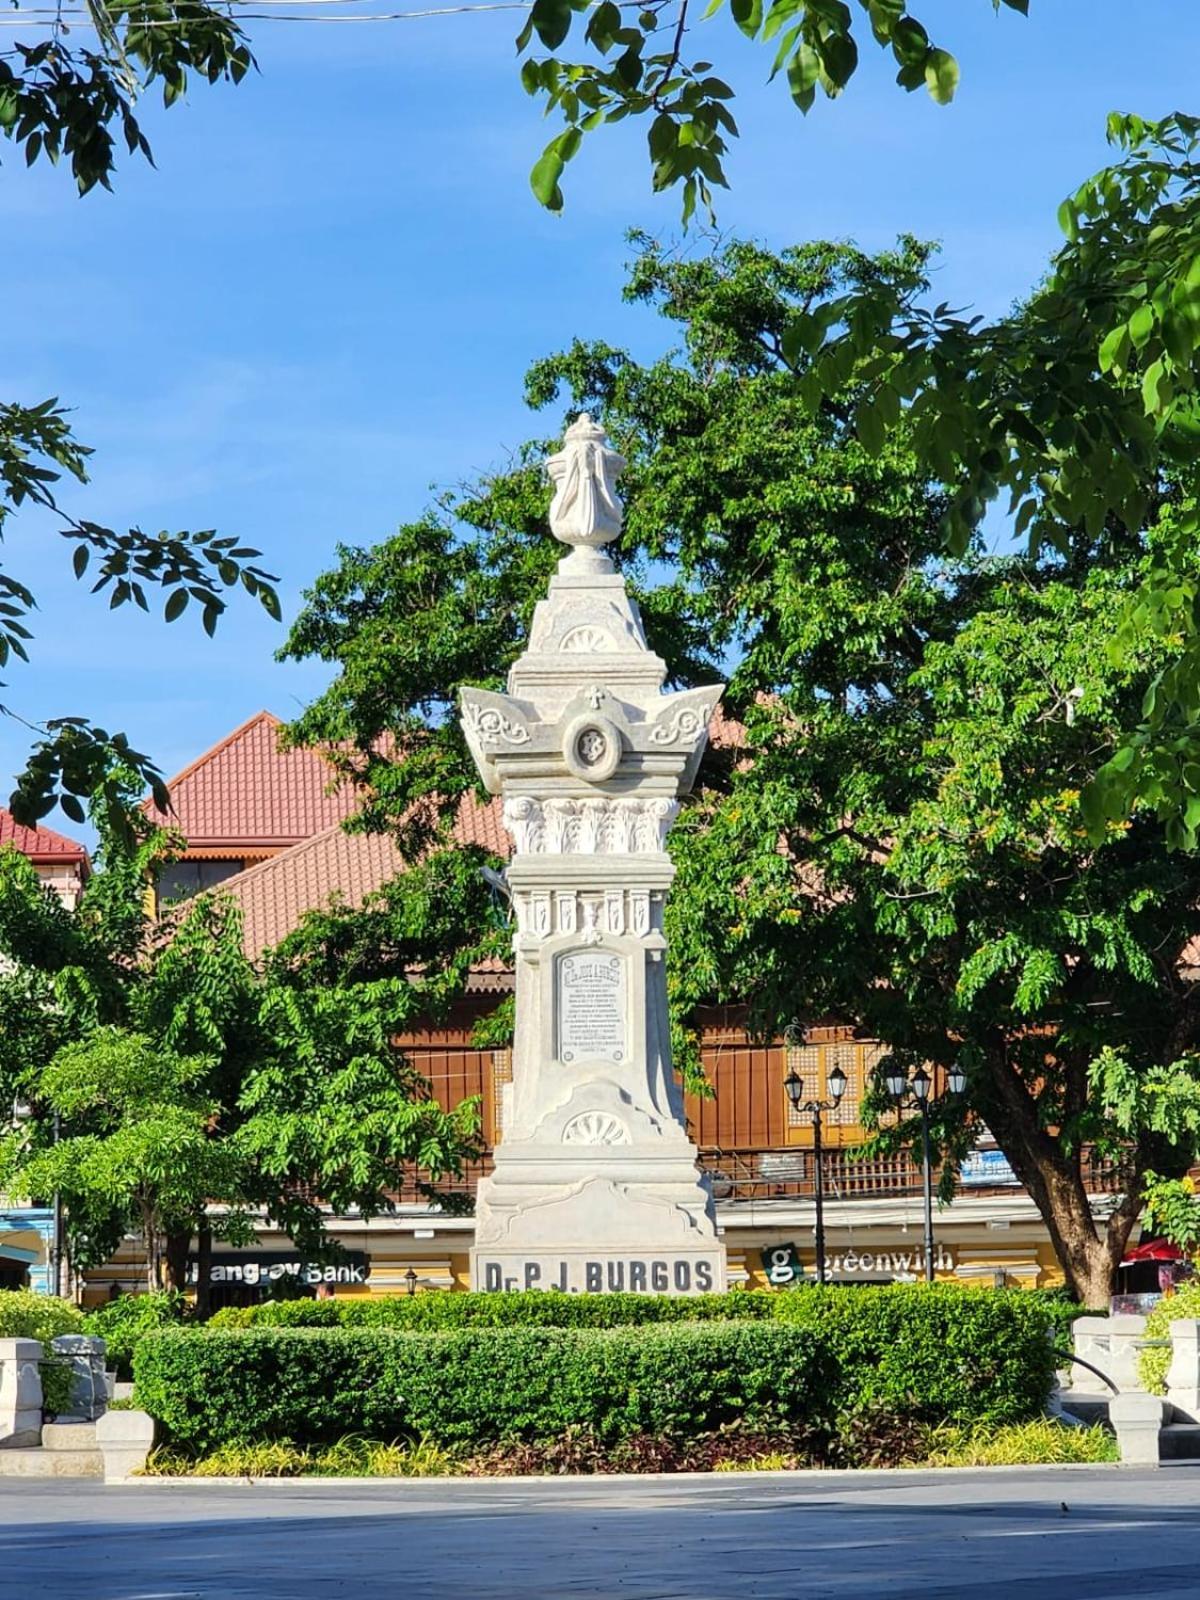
[462,417,726,1294]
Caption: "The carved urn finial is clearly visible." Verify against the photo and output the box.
[546,414,626,553]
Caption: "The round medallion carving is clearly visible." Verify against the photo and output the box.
[562,712,622,783]
[562,1111,631,1146]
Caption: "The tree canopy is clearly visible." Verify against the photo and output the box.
[281,234,1200,1303]
[0,800,481,1297]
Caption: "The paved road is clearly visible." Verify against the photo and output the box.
[1,1467,1198,1599]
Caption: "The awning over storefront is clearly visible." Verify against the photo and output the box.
[1121,1238,1186,1266]
[0,1228,46,1267]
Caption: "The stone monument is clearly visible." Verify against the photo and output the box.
[461,414,727,1294]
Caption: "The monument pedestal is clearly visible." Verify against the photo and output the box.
[461,415,726,1294]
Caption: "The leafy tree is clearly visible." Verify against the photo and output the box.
[516,0,1031,219]
[282,235,1200,1305]
[0,802,480,1301]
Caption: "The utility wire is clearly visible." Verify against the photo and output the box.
[0,1,533,24]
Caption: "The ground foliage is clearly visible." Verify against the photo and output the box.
[142,1412,1114,1476]
[281,235,1200,1304]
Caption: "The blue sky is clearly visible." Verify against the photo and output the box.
[4,0,1200,813]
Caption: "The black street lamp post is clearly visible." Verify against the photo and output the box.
[884,1062,967,1283]
[783,1030,848,1286]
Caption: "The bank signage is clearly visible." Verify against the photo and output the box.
[475,1250,725,1294]
[186,1251,371,1289]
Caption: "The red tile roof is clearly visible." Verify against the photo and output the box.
[225,793,508,961]
[143,711,359,854]
[182,706,731,963]
[0,809,89,868]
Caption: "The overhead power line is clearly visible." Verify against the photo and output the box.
[0,1,533,27]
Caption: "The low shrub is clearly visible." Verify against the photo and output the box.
[0,1289,83,1344]
[136,1286,1058,1458]
[84,1291,190,1381]
[1139,1280,1200,1394]
[772,1283,1058,1425]
[0,1290,84,1416]
[208,1289,773,1332]
[922,1419,1118,1467]
[135,1322,839,1454]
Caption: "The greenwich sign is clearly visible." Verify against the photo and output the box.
[762,1242,955,1285]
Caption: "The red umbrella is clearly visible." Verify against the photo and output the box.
[1121,1238,1186,1265]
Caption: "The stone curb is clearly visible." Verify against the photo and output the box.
[111,1461,1132,1487]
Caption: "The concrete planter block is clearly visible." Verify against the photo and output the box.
[51,1335,108,1421]
[0,1339,44,1449]
[1071,1316,1114,1394]
[1106,1315,1148,1393]
[95,1408,155,1482]
[1166,1318,1200,1421]
[1110,1392,1166,1466]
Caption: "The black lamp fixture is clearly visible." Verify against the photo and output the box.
[782,1022,846,1287]
[885,1059,967,1284]
[404,1266,419,1296]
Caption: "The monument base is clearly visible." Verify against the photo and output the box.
[470,1156,727,1295]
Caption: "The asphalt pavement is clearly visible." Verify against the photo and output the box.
[1,1466,1198,1599]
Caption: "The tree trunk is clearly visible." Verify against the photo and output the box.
[141,1199,161,1292]
[162,1231,190,1295]
[983,1051,1138,1308]
[194,1223,213,1321]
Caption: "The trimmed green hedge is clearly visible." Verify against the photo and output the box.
[208,1289,772,1331]
[135,1323,837,1453]
[136,1285,1058,1453]
[773,1284,1058,1425]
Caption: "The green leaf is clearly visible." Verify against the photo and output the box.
[530,147,565,211]
[530,0,573,50]
[855,399,886,456]
[923,48,959,106]
[730,0,763,39]
[1128,304,1155,351]
[786,45,821,111]
[164,588,189,623]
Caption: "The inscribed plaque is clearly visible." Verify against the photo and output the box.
[557,951,627,1063]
